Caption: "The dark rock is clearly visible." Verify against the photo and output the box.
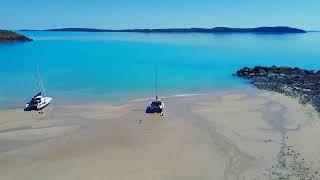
[235,65,320,112]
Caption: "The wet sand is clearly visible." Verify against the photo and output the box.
[0,89,319,179]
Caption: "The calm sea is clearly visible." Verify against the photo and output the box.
[0,31,320,107]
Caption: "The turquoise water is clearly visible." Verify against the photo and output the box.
[1,31,320,107]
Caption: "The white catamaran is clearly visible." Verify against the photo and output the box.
[24,64,52,113]
[145,64,164,115]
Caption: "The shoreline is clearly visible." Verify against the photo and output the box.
[1,89,319,179]
[0,93,208,110]
[0,88,254,110]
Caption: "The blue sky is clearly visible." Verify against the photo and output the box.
[1,0,319,30]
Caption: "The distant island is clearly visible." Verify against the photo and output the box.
[0,30,32,42]
[23,26,306,34]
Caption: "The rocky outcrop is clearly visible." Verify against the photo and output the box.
[234,66,320,112]
[0,30,32,42]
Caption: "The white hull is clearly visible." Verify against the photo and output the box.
[25,96,52,111]
[148,102,164,110]
[37,97,52,110]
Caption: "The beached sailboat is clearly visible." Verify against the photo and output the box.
[146,64,164,115]
[24,64,52,113]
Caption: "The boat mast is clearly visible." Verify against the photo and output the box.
[35,64,46,96]
[155,64,158,100]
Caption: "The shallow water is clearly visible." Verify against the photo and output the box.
[1,31,320,107]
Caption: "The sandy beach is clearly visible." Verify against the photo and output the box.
[0,89,319,180]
